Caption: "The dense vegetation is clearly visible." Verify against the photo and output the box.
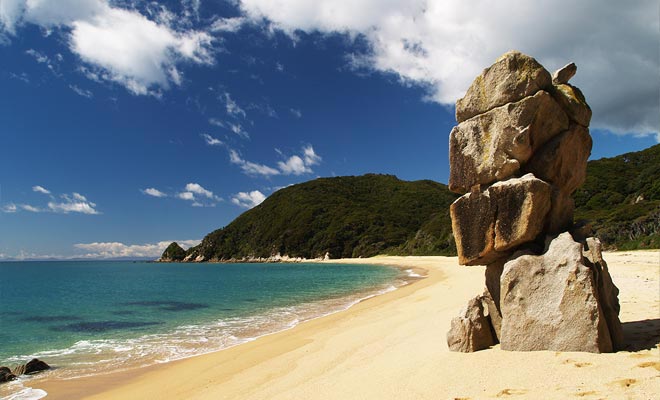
[166,145,659,262]
[574,143,660,250]
[184,174,458,260]
[161,242,186,261]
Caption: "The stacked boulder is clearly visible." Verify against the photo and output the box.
[446,51,623,353]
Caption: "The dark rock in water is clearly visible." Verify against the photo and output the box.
[0,367,17,383]
[11,359,51,376]
[446,295,496,352]
[159,242,187,262]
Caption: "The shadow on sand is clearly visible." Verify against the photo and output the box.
[621,318,660,351]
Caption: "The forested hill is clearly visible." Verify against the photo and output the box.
[163,144,660,262]
[180,174,459,261]
[574,143,660,250]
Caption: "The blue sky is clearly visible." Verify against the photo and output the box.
[0,0,658,259]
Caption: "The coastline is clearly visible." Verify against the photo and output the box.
[33,253,660,399]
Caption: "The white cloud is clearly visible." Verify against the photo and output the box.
[1,203,17,213]
[228,149,280,177]
[231,190,266,209]
[69,84,93,98]
[302,145,321,166]
[278,145,322,175]
[236,0,659,138]
[175,183,221,206]
[184,182,215,199]
[3,188,98,214]
[20,204,41,212]
[1,0,214,96]
[201,133,223,146]
[142,187,167,198]
[208,118,226,128]
[290,108,302,118]
[177,191,195,201]
[229,123,250,139]
[228,145,322,177]
[32,185,51,194]
[47,192,99,214]
[223,92,247,118]
[277,155,310,175]
[73,239,200,259]
[210,16,246,32]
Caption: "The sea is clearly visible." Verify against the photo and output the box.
[0,261,416,399]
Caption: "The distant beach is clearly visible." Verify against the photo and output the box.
[21,252,660,399]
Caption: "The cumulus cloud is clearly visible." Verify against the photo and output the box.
[176,182,221,206]
[73,239,200,259]
[1,0,214,95]
[201,133,223,146]
[236,0,659,138]
[48,192,99,214]
[277,155,310,175]
[177,191,195,201]
[142,187,167,197]
[278,145,322,175]
[231,190,266,209]
[32,185,51,195]
[229,123,250,139]
[184,183,215,199]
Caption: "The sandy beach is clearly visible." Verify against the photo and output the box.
[35,251,659,399]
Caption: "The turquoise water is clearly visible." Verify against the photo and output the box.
[0,261,408,397]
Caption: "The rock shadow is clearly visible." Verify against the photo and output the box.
[51,321,162,333]
[20,315,83,323]
[122,300,209,312]
[621,318,660,351]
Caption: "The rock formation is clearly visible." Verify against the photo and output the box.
[446,51,623,353]
[159,242,186,262]
[0,359,50,385]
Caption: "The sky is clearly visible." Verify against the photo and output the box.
[0,0,658,260]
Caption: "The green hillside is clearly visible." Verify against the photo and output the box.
[574,143,660,250]
[184,174,458,260]
[167,145,659,262]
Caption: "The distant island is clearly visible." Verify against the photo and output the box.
[161,144,660,262]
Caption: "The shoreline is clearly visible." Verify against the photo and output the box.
[31,253,660,399]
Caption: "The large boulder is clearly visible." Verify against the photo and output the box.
[456,51,552,123]
[0,367,17,384]
[11,358,50,376]
[449,91,568,194]
[583,237,624,350]
[450,174,552,265]
[499,233,614,352]
[551,62,577,85]
[524,124,592,195]
[447,295,497,352]
[550,83,592,127]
